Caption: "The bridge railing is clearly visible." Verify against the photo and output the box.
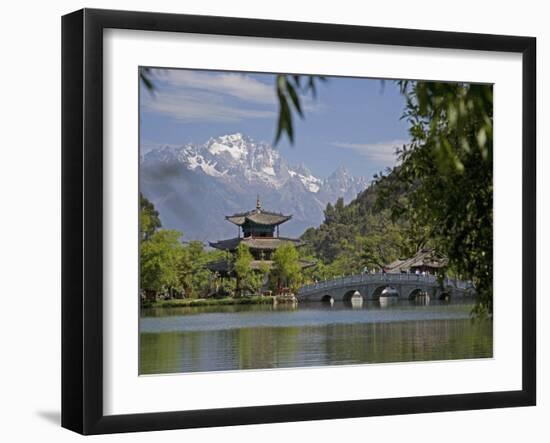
[298,273,472,294]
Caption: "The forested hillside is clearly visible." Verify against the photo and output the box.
[300,171,431,280]
[300,81,493,315]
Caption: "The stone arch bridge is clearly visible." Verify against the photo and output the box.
[297,273,474,302]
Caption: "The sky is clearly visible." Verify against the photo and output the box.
[139,68,410,179]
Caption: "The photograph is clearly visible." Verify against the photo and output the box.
[0,0,544,440]
[138,67,493,375]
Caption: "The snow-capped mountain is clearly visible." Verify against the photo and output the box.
[140,133,368,242]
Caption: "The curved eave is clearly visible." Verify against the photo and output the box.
[225,213,292,227]
[209,237,303,251]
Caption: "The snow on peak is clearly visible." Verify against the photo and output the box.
[218,132,244,143]
[142,134,367,195]
[208,142,246,161]
[207,134,250,162]
[288,168,322,193]
[184,152,225,177]
[262,166,276,176]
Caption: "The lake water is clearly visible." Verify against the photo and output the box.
[139,299,492,375]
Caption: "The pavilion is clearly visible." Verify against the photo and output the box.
[207,197,314,276]
[385,248,448,274]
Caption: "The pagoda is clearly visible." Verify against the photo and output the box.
[207,197,312,275]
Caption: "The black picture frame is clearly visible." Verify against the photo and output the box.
[61,8,536,435]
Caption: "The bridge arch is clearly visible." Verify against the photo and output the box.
[407,288,425,300]
[321,294,334,304]
[372,285,399,300]
[343,289,363,302]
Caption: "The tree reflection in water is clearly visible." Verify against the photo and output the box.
[140,300,492,375]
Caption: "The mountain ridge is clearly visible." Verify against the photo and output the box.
[140,133,369,242]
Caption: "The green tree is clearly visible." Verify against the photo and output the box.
[233,243,254,295]
[271,243,301,292]
[176,240,215,299]
[377,81,493,315]
[358,210,425,270]
[139,67,155,92]
[258,262,271,290]
[273,74,326,144]
[140,229,182,297]
[140,193,161,241]
[323,202,335,224]
[301,258,330,283]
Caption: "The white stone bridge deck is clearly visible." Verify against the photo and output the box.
[297,273,474,302]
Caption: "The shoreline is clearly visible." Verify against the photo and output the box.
[142,296,275,308]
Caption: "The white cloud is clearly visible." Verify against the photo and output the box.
[330,139,409,165]
[141,89,276,123]
[160,69,276,105]
[142,69,325,122]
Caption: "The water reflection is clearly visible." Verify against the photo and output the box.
[140,300,492,375]
[379,296,399,308]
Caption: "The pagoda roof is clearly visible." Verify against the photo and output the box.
[226,209,291,227]
[386,249,448,273]
[209,236,302,251]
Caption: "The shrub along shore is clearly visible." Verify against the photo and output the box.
[142,295,275,309]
